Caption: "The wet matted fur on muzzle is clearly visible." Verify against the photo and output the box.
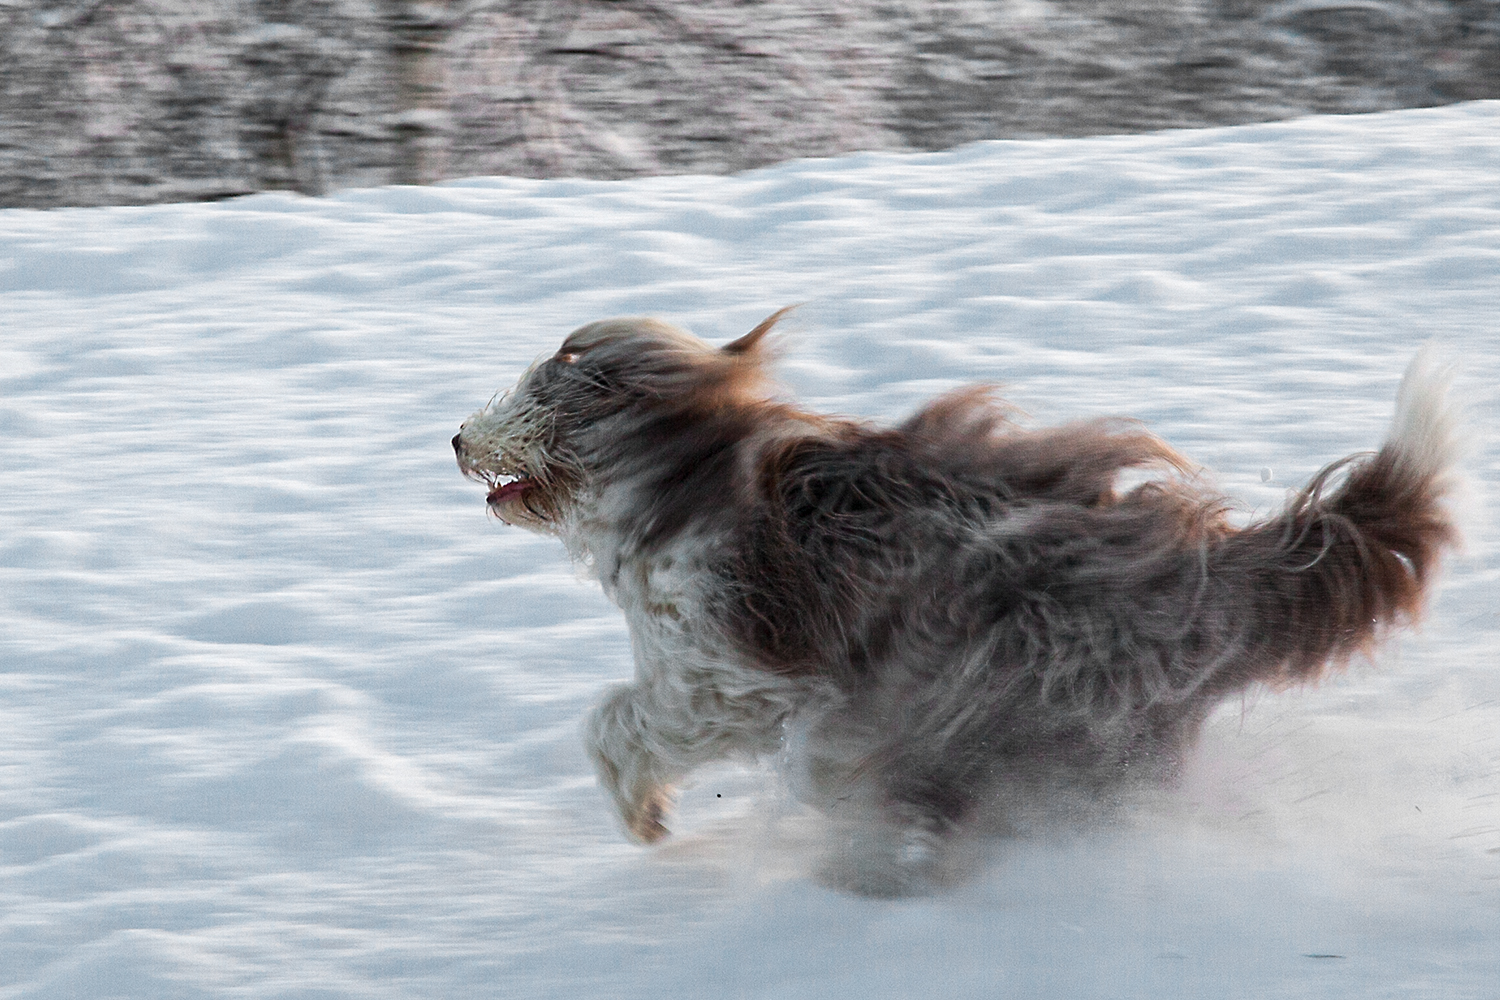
[454,310,1459,889]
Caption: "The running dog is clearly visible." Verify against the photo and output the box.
[453,310,1457,886]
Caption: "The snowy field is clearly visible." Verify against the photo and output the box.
[3,101,1499,998]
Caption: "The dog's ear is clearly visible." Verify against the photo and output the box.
[722,305,800,356]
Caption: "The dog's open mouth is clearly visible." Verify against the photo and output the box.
[486,473,535,507]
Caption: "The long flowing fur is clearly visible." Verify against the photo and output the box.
[454,315,1459,886]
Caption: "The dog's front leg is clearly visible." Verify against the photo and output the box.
[585,683,678,843]
[584,668,795,843]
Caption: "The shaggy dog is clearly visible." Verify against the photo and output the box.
[453,310,1458,888]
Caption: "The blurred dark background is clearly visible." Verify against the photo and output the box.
[2,0,1498,208]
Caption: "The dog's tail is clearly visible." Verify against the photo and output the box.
[1210,351,1461,689]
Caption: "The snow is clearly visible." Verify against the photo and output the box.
[2,101,1499,998]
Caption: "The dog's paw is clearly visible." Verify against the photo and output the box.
[624,788,673,844]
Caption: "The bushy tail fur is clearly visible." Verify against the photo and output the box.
[1210,351,1460,691]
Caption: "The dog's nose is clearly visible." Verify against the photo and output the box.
[451,433,464,455]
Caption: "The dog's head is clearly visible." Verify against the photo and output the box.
[453,309,791,532]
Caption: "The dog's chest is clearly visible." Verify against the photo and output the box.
[607,537,731,669]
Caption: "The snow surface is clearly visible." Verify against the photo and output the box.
[2,101,1499,999]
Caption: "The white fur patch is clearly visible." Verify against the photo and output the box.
[1387,347,1461,486]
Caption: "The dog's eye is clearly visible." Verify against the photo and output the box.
[556,352,578,365]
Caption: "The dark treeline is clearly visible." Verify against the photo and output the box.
[2,0,1498,208]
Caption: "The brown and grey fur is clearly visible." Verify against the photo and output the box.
[453,311,1459,886]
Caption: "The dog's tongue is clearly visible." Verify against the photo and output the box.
[487,479,533,505]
